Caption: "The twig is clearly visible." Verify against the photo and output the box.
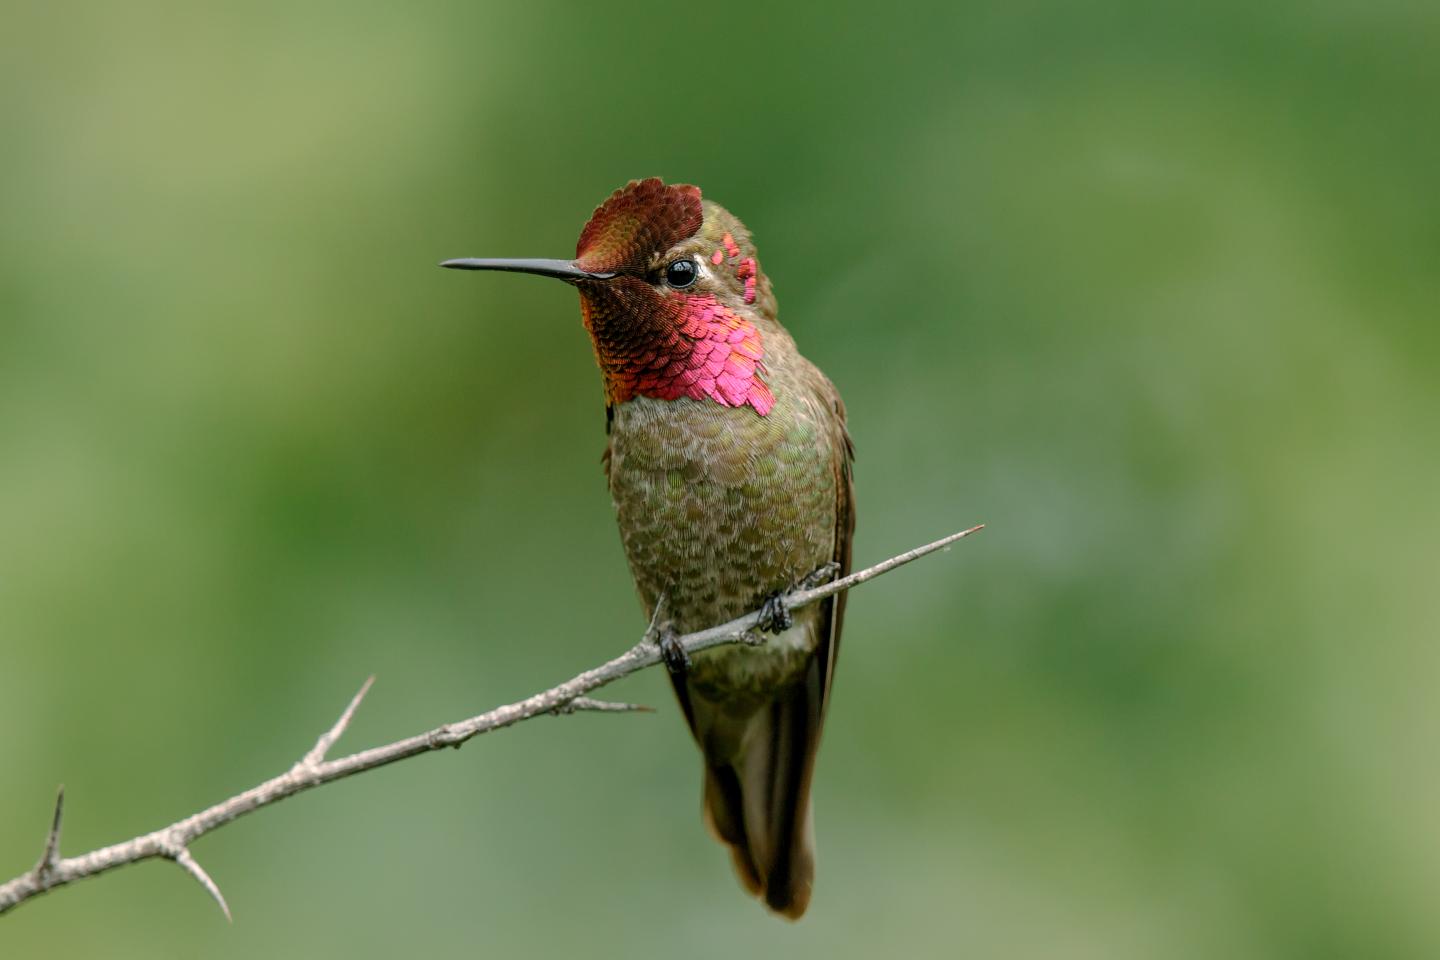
[0,524,983,919]
[553,697,654,715]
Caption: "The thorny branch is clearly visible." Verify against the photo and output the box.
[0,524,984,920]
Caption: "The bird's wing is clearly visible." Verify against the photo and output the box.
[816,375,855,711]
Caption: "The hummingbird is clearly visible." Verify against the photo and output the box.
[443,178,854,919]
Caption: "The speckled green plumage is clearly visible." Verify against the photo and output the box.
[607,351,846,705]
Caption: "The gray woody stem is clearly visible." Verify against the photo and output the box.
[0,524,983,920]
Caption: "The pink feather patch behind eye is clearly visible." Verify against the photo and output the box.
[736,257,758,304]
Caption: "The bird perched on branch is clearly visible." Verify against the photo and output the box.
[443,178,854,919]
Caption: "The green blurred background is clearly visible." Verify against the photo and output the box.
[3,0,1437,956]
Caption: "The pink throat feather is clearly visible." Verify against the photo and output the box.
[581,287,775,416]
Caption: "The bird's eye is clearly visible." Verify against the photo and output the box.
[665,258,698,288]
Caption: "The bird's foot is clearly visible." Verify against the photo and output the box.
[799,561,841,591]
[756,591,793,635]
[656,626,690,677]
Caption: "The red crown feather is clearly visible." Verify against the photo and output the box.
[575,178,704,273]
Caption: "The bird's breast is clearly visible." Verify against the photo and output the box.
[607,390,838,699]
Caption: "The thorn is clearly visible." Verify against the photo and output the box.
[171,847,231,922]
[642,593,670,645]
[35,785,64,880]
[303,676,375,767]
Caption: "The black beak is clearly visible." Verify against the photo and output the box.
[439,258,615,282]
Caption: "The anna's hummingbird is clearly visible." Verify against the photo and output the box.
[443,178,854,919]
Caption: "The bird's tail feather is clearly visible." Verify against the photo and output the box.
[696,662,821,920]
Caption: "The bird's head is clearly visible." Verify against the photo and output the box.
[444,178,776,415]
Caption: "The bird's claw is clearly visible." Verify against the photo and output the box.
[657,627,690,676]
[757,592,793,634]
[799,562,841,590]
